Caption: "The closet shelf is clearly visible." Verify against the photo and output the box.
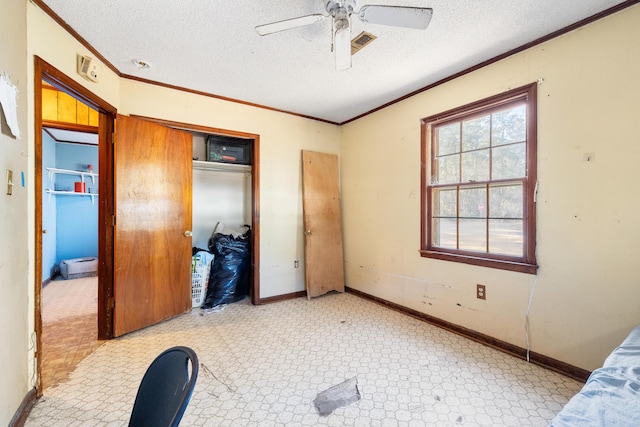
[193,160,251,173]
[46,167,98,186]
[46,189,98,205]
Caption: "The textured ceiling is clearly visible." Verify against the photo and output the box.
[39,0,628,123]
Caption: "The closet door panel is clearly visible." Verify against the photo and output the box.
[113,115,192,337]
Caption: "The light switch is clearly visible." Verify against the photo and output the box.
[6,169,13,195]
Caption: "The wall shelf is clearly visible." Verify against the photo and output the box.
[46,167,99,204]
[193,160,251,173]
[46,167,98,186]
[45,189,98,205]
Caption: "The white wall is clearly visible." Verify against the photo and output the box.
[192,167,249,249]
[341,5,640,371]
[0,0,29,424]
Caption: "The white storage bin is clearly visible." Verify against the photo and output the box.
[60,257,98,279]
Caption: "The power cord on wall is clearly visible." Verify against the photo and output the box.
[526,179,540,363]
[28,331,38,387]
[525,274,539,363]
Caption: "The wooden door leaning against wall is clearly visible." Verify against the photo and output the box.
[301,150,345,299]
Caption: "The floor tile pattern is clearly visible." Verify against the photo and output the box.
[27,293,582,426]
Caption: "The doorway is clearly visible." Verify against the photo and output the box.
[34,57,116,395]
[40,118,101,389]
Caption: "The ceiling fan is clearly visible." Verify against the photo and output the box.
[255,1,433,71]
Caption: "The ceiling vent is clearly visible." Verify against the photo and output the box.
[351,31,377,55]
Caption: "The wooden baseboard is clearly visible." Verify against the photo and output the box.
[9,388,37,427]
[345,287,591,383]
[257,290,307,305]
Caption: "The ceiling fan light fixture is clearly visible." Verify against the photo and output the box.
[335,17,349,31]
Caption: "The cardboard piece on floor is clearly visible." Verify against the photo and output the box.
[313,376,361,416]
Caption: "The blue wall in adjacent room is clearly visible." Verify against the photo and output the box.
[54,143,98,263]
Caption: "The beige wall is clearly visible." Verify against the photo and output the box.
[341,4,640,371]
[0,0,29,424]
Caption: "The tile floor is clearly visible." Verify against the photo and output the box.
[28,292,582,426]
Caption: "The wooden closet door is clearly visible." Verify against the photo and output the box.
[113,115,192,336]
[301,150,345,298]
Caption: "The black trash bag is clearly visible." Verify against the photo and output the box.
[202,227,250,309]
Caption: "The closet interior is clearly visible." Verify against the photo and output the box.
[191,132,253,249]
[190,132,254,309]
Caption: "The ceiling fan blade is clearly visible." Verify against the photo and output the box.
[255,14,325,36]
[358,5,433,30]
[335,25,351,71]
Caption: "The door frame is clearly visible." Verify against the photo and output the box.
[34,57,117,395]
[131,115,262,305]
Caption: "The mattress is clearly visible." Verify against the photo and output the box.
[551,326,640,426]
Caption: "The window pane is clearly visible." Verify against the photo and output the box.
[437,123,460,156]
[492,143,525,180]
[435,154,459,184]
[461,149,490,182]
[433,218,457,249]
[492,105,526,146]
[459,219,486,252]
[489,184,523,219]
[459,187,487,218]
[433,188,456,217]
[462,115,490,151]
[488,219,523,256]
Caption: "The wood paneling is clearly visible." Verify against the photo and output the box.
[42,85,100,127]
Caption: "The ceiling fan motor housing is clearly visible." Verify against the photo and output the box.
[326,0,355,31]
[325,0,356,16]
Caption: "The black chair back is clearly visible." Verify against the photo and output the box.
[129,346,199,427]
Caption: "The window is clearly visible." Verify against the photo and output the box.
[420,83,537,274]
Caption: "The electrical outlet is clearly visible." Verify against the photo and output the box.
[294,260,299,268]
[476,284,486,300]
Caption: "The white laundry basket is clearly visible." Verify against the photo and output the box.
[191,251,214,307]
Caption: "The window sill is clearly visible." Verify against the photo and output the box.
[420,250,537,274]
